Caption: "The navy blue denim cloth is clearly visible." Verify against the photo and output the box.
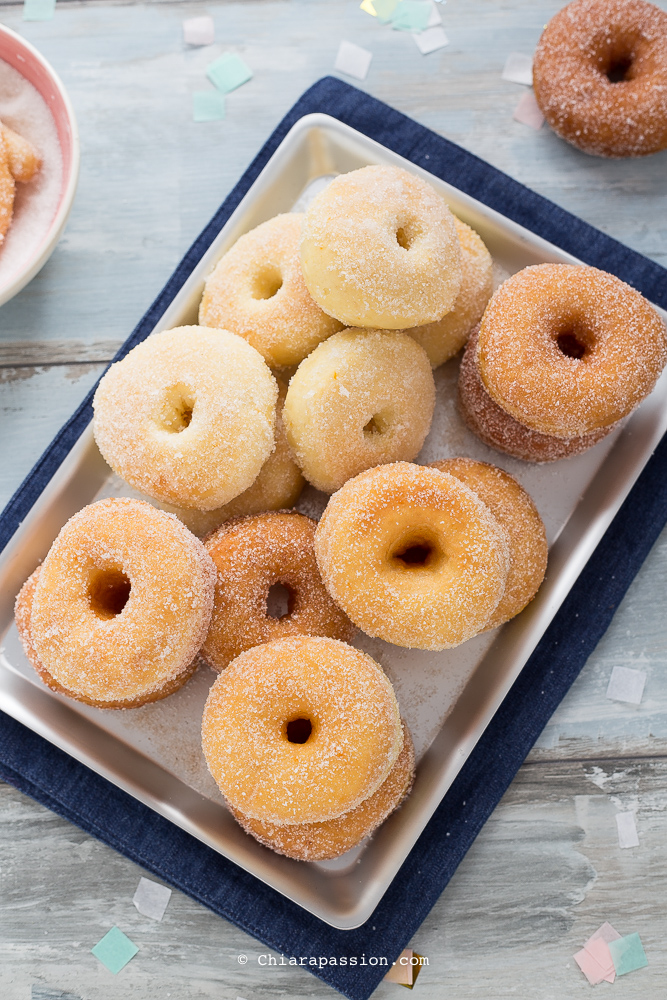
[1,78,667,1000]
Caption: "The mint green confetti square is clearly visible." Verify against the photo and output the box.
[23,0,55,21]
[206,53,253,94]
[193,90,226,123]
[373,0,399,23]
[391,0,432,32]
[91,926,139,975]
[609,933,648,976]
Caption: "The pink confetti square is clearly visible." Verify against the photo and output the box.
[513,90,544,130]
[574,947,607,985]
[588,921,622,945]
[586,937,615,983]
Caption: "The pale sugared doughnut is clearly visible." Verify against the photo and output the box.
[533,0,667,158]
[314,463,510,650]
[430,459,547,628]
[199,214,342,368]
[93,326,278,510]
[476,265,667,439]
[154,380,304,537]
[283,329,436,493]
[200,511,354,671]
[300,165,462,329]
[403,217,493,367]
[0,131,15,242]
[14,498,216,709]
[230,720,415,860]
[1,123,41,183]
[201,636,403,824]
[458,324,614,462]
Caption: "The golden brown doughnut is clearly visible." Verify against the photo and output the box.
[200,511,354,671]
[429,458,547,628]
[403,217,493,367]
[230,721,415,860]
[1,123,41,182]
[14,498,216,709]
[314,463,510,650]
[300,165,462,329]
[533,0,667,158]
[199,214,342,367]
[201,636,403,824]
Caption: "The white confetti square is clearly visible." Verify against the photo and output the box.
[133,876,172,921]
[502,52,533,86]
[606,665,647,705]
[616,811,639,849]
[512,90,544,130]
[183,16,215,47]
[413,26,449,54]
[428,1,442,26]
[334,40,373,81]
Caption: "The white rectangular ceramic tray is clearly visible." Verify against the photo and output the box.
[1,114,666,930]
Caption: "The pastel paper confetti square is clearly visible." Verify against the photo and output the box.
[334,41,373,81]
[616,811,640,849]
[374,0,399,22]
[414,26,449,54]
[91,926,138,974]
[513,90,544,130]
[23,0,55,21]
[392,0,432,32]
[608,932,649,976]
[502,52,534,85]
[428,2,442,26]
[606,665,646,704]
[206,53,253,94]
[588,921,622,945]
[574,947,608,985]
[183,16,215,47]
[193,90,226,123]
[360,0,377,14]
[133,876,172,920]
[586,937,616,983]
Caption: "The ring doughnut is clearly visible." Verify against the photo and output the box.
[458,324,614,462]
[200,511,354,671]
[430,458,547,628]
[533,0,667,158]
[1,123,41,183]
[403,217,493,367]
[314,463,510,650]
[15,498,216,709]
[199,214,342,367]
[300,165,462,329]
[476,264,667,439]
[0,131,15,242]
[283,328,436,493]
[230,721,415,860]
[93,326,278,510]
[201,636,403,824]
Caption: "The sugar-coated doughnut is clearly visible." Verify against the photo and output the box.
[154,380,304,537]
[430,459,547,628]
[283,328,436,493]
[230,721,415,860]
[199,214,342,368]
[0,131,15,242]
[300,165,462,329]
[201,636,403,824]
[476,265,667,439]
[15,498,216,708]
[93,326,278,510]
[403,217,493,368]
[458,324,614,462]
[315,463,510,650]
[200,511,354,671]
[1,123,41,183]
[533,0,667,158]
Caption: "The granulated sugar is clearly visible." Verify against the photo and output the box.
[0,57,63,288]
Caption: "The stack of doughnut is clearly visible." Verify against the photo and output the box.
[0,122,41,244]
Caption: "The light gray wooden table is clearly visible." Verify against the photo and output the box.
[1,1,666,997]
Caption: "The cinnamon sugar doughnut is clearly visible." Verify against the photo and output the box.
[315,463,510,650]
[155,380,304,537]
[404,217,493,367]
[458,324,614,462]
[93,326,278,510]
[533,0,667,158]
[476,265,667,439]
[201,511,354,671]
[300,165,462,329]
[199,214,342,367]
[14,498,216,709]
[231,721,415,860]
[283,328,436,493]
[0,130,15,242]
[201,636,403,825]
[1,123,41,183]
[430,459,547,628]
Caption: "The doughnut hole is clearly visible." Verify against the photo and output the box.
[266,581,292,620]
[554,321,596,361]
[389,530,446,573]
[252,264,283,300]
[87,566,131,620]
[394,217,421,251]
[284,716,314,744]
[158,383,196,433]
[363,411,391,437]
